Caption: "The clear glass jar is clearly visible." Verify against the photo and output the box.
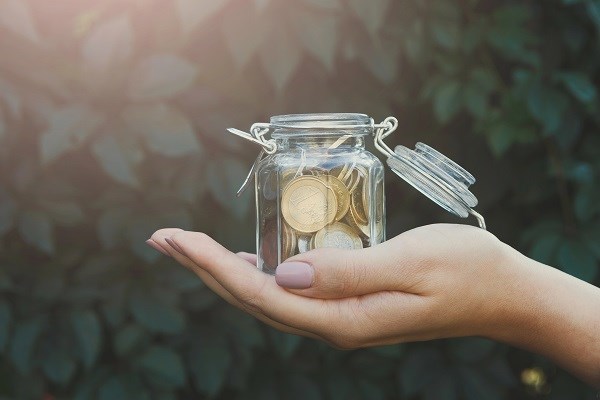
[229,112,486,275]
[254,113,385,274]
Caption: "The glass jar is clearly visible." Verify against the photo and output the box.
[254,113,385,274]
[229,113,486,275]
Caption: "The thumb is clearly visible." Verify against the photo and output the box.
[275,235,424,299]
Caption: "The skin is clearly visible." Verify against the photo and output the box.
[148,224,600,387]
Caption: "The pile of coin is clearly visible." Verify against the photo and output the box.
[260,164,384,267]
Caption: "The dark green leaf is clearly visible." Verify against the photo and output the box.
[449,337,496,363]
[97,208,130,249]
[42,201,85,226]
[18,210,54,254]
[40,105,104,164]
[98,377,128,400]
[41,345,77,385]
[269,330,301,359]
[189,331,231,396]
[0,301,11,353]
[432,21,460,50]
[399,347,445,396]
[433,80,462,123]
[529,233,561,264]
[559,72,597,103]
[82,14,133,72]
[526,82,569,133]
[10,316,45,374]
[0,185,16,235]
[114,323,146,357]
[0,0,39,42]
[137,345,186,389]
[129,287,185,334]
[71,310,102,369]
[557,240,599,282]
[123,103,201,157]
[128,55,198,100]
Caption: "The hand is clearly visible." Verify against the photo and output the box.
[148,224,600,386]
[147,224,513,348]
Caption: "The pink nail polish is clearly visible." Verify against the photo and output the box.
[146,239,169,256]
[165,237,184,255]
[275,262,314,289]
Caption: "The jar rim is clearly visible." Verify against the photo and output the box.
[270,113,373,137]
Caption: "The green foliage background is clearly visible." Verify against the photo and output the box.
[0,0,598,398]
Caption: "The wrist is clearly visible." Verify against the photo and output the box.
[483,245,600,386]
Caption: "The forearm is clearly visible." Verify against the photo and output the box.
[489,246,600,387]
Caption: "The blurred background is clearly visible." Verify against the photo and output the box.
[0,0,598,399]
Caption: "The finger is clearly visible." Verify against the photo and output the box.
[150,230,320,339]
[276,234,427,299]
[237,252,257,266]
[169,231,332,334]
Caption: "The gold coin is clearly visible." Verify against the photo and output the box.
[314,222,363,250]
[282,176,337,233]
[347,206,370,238]
[316,175,350,221]
[350,186,368,225]
[283,222,297,259]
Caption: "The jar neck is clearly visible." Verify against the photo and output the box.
[274,135,365,152]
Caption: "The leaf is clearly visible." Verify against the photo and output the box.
[0,0,39,43]
[18,210,54,254]
[222,2,266,69]
[82,14,133,72]
[449,338,496,363]
[137,345,186,389]
[529,233,561,264]
[98,377,128,400]
[432,21,461,50]
[176,0,229,34]
[97,208,130,249]
[259,28,302,91]
[125,217,163,263]
[559,72,597,103]
[129,287,185,334]
[291,11,337,71]
[122,103,201,157]
[128,55,198,100]
[71,310,102,369]
[42,201,85,226]
[41,345,77,385]
[347,0,390,35]
[10,316,45,374]
[399,347,446,396]
[40,105,104,164]
[269,330,301,358]
[464,83,488,119]
[557,240,599,282]
[207,157,251,219]
[91,134,142,187]
[0,185,17,235]
[189,331,231,396]
[0,301,11,353]
[526,82,569,134]
[114,323,146,357]
[433,80,462,123]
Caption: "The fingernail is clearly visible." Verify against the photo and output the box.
[275,262,314,289]
[146,239,170,256]
[165,237,184,255]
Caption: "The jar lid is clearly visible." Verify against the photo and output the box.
[270,113,373,137]
[386,142,479,219]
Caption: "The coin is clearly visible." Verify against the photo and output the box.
[350,185,368,225]
[314,222,363,250]
[283,222,297,259]
[316,175,350,221]
[297,235,311,254]
[282,176,337,233]
[347,206,370,238]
